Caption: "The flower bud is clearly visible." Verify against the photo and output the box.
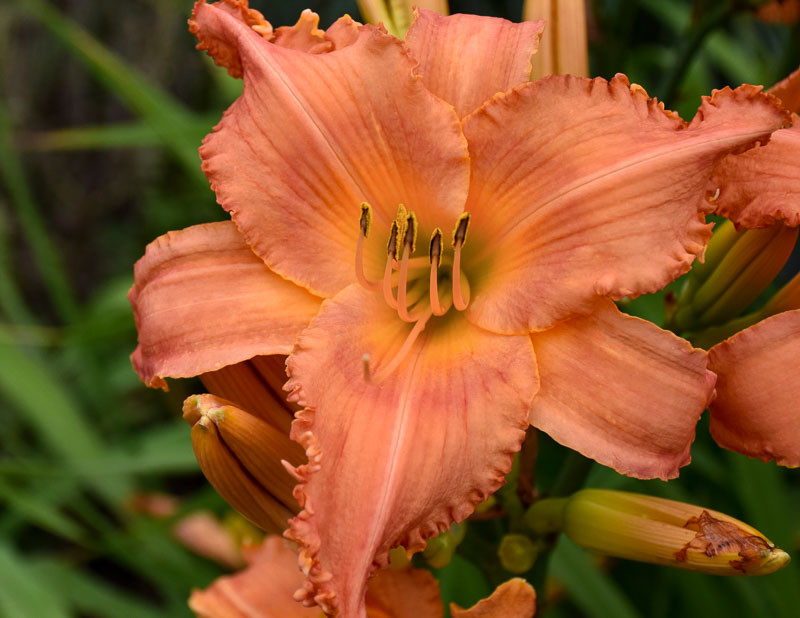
[673,221,797,331]
[423,522,467,569]
[525,0,589,78]
[183,394,304,534]
[357,0,448,38]
[526,489,789,576]
[761,268,800,316]
[498,534,538,574]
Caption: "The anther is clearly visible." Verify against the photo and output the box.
[429,228,445,316]
[355,203,379,291]
[394,204,409,260]
[452,213,470,311]
[397,212,418,322]
[383,221,399,309]
[452,212,470,248]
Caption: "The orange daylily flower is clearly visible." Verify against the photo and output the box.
[189,535,536,618]
[703,66,800,467]
[129,1,791,614]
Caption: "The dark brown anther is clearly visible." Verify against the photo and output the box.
[403,212,417,253]
[429,228,442,266]
[452,212,471,247]
[387,221,399,257]
[359,202,372,237]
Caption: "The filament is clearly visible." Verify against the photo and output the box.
[397,244,415,322]
[355,233,379,291]
[383,220,399,309]
[452,243,468,311]
[368,311,432,383]
[383,255,398,309]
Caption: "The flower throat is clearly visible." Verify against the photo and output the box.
[355,203,471,382]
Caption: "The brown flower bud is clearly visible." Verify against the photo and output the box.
[183,394,304,534]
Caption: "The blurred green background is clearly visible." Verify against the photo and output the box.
[0,0,798,616]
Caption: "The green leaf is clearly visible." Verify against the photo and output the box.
[13,0,207,186]
[32,559,165,618]
[0,543,71,618]
[549,536,641,618]
[432,554,491,617]
[0,478,84,542]
[0,100,78,323]
[0,325,127,502]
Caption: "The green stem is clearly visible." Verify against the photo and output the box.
[551,450,594,497]
[523,451,594,606]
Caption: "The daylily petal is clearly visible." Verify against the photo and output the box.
[190,0,274,78]
[364,568,443,618]
[190,534,445,618]
[272,9,332,54]
[768,64,800,112]
[529,300,714,480]
[710,124,800,228]
[451,578,536,618]
[324,14,361,49]
[708,310,800,467]
[757,0,800,25]
[129,222,320,389]
[173,511,245,570]
[284,285,537,616]
[189,536,321,618]
[194,2,470,297]
[189,1,354,79]
[461,75,789,334]
[405,9,544,118]
[201,357,296,435]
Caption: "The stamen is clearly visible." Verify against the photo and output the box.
[452,213,470,311]
[355,202,379,291]
[383,221,399,309]
[396,212,418,322]
[429,228,445,316]
[370,311,432,383]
